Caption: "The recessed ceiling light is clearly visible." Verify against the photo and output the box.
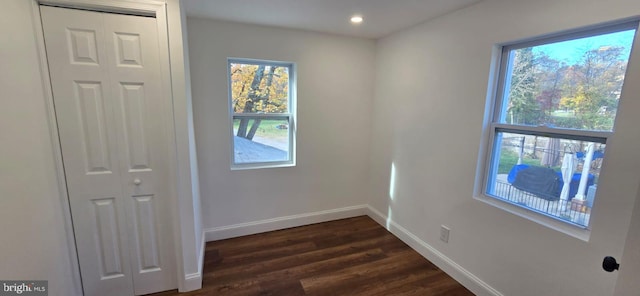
[350,15,363,24]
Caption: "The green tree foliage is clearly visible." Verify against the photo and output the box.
[230,63,289,140]
[558,46,626,130]
[508,48,543,125]
[506,45,629,131]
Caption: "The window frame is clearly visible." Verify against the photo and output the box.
[477,20,639,237]
[227,58,297,170]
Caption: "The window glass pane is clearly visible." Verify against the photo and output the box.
[499,29,636,131]
[230,63,289,114]
[486,132,606,227]
[233,117,290,164]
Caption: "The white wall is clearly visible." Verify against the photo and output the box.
[187,18,375,231]
[0,1,78,295]
[370,0,640,295]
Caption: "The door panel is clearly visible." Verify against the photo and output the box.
[93,197,126,279]
[75,81,112,173]
[132,194,161,272]
[119,82,151,171]
[40,7,134,296]
[67,28,100,65]
[41,6,175,296]
[114,33,143,67]
[103,12,176,295]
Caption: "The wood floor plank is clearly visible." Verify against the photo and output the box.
[206,216,375,254]
[148,216,474,296]
[377,272,472,296]
[248,248,387,283]
[347,264,444,296]
[217,241,317,266]
[257,280,306,296]
[193,249,389,295]
[203,248,387,287]
[300,249,433,295]
[206,233,399,281]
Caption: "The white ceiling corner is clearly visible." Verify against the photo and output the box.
[183,0,482,39]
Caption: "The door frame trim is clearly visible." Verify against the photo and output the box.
[38,0,163,17]
[30,0,186,294]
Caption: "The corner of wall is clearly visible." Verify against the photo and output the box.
[167,0,203,291]
[365,205,503,296]
[204,205,368,242]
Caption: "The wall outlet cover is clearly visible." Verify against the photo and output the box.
[440,225,450,243]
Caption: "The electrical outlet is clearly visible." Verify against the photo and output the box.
[440,225,450,243]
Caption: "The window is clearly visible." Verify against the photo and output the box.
[228,59,296,169]
[483,22,638,228]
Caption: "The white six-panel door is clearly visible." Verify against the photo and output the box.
[40,6,176,295]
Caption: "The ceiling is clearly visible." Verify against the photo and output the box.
[183,0,481,39]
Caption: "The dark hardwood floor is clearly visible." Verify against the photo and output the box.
[152,216,474,295]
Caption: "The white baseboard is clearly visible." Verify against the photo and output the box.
[182,271,202,292]
[180,231,206,292]
[366,205,503,296]
[204,205,368,242]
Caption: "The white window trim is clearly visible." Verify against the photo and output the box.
[227,58,297,170]
[474,20,640,241]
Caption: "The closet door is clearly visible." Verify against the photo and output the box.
[41,6,176,295]
[103,11,176,295]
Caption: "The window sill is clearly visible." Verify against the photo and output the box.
[474,193,591,242]
[231,161,295,171]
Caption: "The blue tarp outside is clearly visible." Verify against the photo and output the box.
[507,164,595,199]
